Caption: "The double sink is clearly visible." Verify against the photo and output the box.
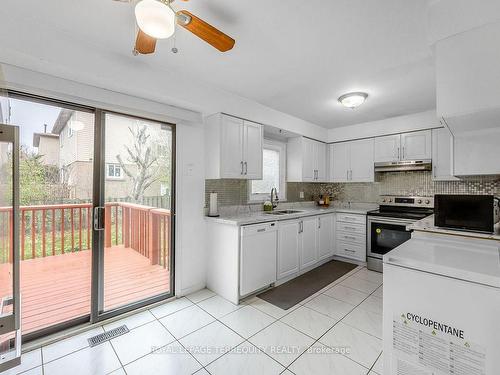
[264,209,304,216]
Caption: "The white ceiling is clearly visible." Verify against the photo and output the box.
[0,0,435,129]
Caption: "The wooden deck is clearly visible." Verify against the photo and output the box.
[0,246,170,334]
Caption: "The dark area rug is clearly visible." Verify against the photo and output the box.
[257,260,357,310]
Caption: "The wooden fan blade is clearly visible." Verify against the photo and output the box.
[135,29,157,54]
[177,10,235,52]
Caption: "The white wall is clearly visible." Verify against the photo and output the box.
[327,110,440,143]
[2,65,206,296]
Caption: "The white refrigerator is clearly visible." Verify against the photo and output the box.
[383,232,500,375]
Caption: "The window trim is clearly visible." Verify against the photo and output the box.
[249,139,287,202]
[106,163,124,180]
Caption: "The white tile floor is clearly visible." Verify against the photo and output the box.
[6,265,384,375]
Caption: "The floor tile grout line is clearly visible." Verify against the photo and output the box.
[282,271,382,373]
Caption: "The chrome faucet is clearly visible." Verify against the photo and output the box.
[271,187,279,210]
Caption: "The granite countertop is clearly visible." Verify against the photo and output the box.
[408,215,500,242]
[205,202,378,226]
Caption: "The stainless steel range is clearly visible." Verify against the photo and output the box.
[367,195,434,272]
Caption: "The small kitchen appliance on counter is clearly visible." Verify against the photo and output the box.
[367,195,434,272]
[434,194,500,233]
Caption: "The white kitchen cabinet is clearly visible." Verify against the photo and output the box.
[374,134,400,162]
[329,138,374,183]
[300,216,318,269]
[205,113,263,179]
[330,142,349,182]
[240,222,278,296]
[374,130,431,163]
[401,130,432,160]
[453,127,500,176]
[243,120,264,179]
[431,127,458,181]
[287,137,327,182]
[349,139,375,182]
[277,219,301,279]
[335,213,366,262]
[315,142,327,181]
[318,214,335,261]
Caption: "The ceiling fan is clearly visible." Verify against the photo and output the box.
[115,0,235,55]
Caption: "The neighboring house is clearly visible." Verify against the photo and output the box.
[51,110,171,204]
[32,132,59,166]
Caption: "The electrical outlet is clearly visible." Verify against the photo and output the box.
[299,191,304,199]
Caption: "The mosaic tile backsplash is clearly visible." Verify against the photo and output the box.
[205,171,500,207]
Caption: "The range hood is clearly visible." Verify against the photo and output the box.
[374,160,432,173]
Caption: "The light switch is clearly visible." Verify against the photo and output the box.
[299,191,304,199]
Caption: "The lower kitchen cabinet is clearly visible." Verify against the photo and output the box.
[278,214,336,281]
[300,216,319,269]
[318,214,335,261]
[335,213,366,262]
[277,219,301,279]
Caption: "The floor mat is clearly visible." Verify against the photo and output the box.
[257,260,357,310]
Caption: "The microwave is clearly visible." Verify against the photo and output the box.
[434,194,500,233]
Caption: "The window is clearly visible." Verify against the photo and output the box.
[106,163,123,180]
[250,139,286,201]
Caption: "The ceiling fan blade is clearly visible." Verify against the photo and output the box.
[177,10,235,52]
[135,29,157,54]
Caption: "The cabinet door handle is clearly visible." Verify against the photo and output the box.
[402,147,405,159]
[244,161,248,175]
[397,147,400,160]
[240,161,244,175]
[346,170,349,181]
[298,221,303,233]
[318,218,321,229]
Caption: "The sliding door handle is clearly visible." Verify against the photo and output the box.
[93,207,105,231]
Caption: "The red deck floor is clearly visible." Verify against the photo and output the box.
[0,246,170,334]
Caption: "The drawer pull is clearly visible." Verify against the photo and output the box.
[257,228,266,232]
[344,249,355,253]
[344,226,357,230]
[344,235,356,240]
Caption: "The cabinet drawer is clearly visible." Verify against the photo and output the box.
[336,241,366,261]
[336,222,365,235]
[336,213,366,225]
[336,230,366,245]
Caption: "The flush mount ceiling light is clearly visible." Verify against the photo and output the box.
[135,0,176,39]
[338,92,368,109]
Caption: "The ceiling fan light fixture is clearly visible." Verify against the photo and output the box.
[135,0,176,39]
[338,92,368,109]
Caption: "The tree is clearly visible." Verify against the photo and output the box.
[2,146,58,205]
[116,125,159,203]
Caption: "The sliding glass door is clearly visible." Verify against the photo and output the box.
[95,112,174,318]
[2,92,175,340]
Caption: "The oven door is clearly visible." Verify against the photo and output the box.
[367,216,415,259]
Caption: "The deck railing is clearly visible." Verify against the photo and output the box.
[0,202,171,269]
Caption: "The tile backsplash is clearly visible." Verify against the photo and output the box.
[205,171,500,207]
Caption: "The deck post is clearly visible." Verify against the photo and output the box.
[104,204,111,248]
[149,211,160,265]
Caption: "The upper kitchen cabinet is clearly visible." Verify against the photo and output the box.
[374,134,400,162]
[374,131,431,163]
[432,127,458,181]
[329,138,374,183]
[287,137,327,182]
[453,127,500,176]
[401,131,432,160]
[205,113,263,179]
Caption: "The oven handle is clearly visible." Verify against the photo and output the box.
[367,216,417,227]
